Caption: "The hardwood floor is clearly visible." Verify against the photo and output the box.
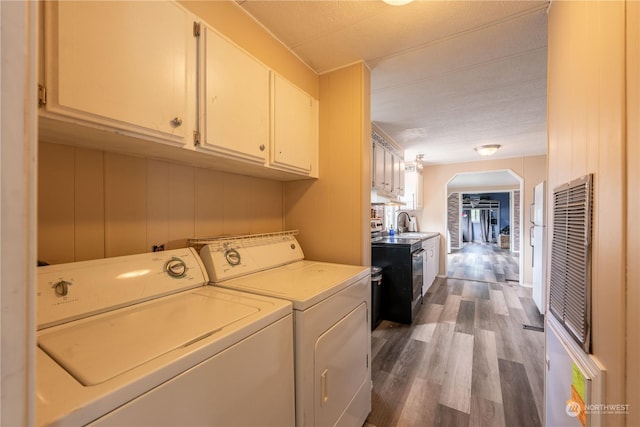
[365,276,544,427]
[447,243,520,283]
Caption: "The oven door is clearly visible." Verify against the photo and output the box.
[412,249,424,302]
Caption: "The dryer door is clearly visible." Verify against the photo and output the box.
[314,302,368,426]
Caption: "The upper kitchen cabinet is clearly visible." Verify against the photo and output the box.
[199,25,270,165]
[402,164,423,210]
[392,155,405,197]
[372,142,389,193]
[271,74,319,177]
[197,22,317,177]
[40,1,194,147]
[371,127,404,200]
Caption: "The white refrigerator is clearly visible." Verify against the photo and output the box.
[531,181,546,314]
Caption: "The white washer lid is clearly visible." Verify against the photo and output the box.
[216,261,369,310]
[38,290,259,386]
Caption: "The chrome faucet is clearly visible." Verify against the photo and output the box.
[396,211,411,233]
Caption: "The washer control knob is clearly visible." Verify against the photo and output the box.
[225,249,241,266]
[53,280,70,297]
[165,257,187,278]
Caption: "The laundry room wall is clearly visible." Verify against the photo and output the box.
[38,142,285,265]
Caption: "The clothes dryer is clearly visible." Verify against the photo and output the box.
[197,232,371,427]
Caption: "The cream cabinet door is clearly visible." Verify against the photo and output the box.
[271,74,317,175]
[44,1,192,144]
[200,25,270,164]
[383,150,394,194]
[372,142,386,191]
[393,156,405,197]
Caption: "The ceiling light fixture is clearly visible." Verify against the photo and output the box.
[474,144,501,157]
[382,0,414,5]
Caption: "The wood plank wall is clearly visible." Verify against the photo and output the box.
[38,141,284,264]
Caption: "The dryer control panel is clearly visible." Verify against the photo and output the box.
[199,234,304,282]
[37,248,208,329]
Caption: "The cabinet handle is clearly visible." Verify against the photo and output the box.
[259,144,265,152]
[171,117,183,127]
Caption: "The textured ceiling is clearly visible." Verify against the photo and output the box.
[238,0,549,166]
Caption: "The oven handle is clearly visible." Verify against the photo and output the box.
[412,249,425,258]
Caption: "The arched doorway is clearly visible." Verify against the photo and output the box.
[445,170,524,285]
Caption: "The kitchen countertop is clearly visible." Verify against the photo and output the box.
[371,232,439,247]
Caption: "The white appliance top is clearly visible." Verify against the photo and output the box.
[215,260,369,310]
[36,249,292,426]
[198,233,369,310]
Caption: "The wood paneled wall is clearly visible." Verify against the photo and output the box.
[38,142,284,264]
[284,62,371,267]
[548,1,631,422]
[627,2,640,425]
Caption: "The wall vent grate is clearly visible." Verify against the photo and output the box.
[548,174,593,353]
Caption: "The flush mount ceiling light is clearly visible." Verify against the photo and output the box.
[383,0,414,5]
[474,144,501,157]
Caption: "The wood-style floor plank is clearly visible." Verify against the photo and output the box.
[417,322,455,385]
[435,404,470,427]
[454,299,475,335]
[439,332,474,413]
[396,377,440,427]
[498,358,542,427]
[471,328,502,404]
[440,294,462,324]
[410,304,443,343]
[469,395,506,427]
[489,289,509,316]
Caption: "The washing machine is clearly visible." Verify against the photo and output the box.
[36,248,295,426]
[196,232,371,427]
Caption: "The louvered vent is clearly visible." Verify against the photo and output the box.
[548,174,593,353]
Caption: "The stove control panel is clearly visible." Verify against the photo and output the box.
[37,248,208,329]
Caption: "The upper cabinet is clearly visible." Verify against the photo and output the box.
[39,1,318,181]
[199,25,269,164]
[392,155,405,197]
[271,74,318,176]
[372,142,389,194]
[41,1,194,146]
[402,164,424,210]
[371,127,404,200]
